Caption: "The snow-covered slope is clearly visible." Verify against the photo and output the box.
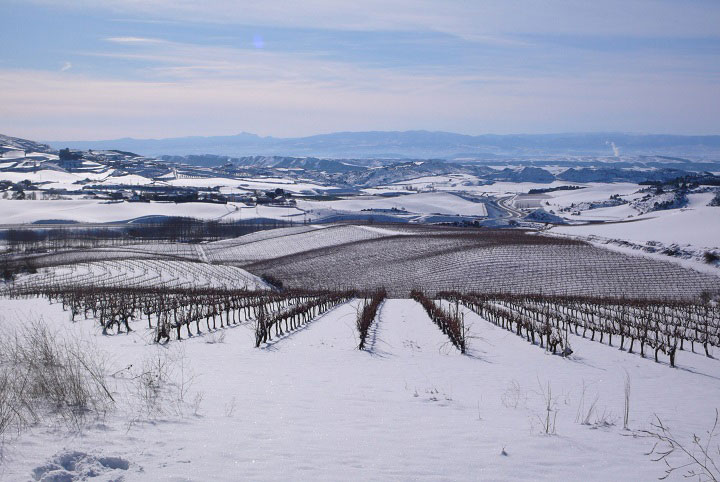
[1,297,718,480]
[549,192,720,251]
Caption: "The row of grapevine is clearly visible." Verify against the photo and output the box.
[9,259,264,291]
[411,290,467,354]
[254,291,354,346]
[247,232,720,300]
[441,292,720,367]
[356,289,387,350]
[6,285,354,346]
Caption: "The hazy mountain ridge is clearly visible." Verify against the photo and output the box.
[49,130,720,159]
[1,132,717,188]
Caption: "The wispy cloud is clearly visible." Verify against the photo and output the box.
[2,62,718,140]
[105,36,167,44]
[2,0,719,138]
[18,0,720,38]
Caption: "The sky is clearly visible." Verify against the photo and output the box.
[1,0,719,140]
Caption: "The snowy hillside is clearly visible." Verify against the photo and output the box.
[1,295,719,481]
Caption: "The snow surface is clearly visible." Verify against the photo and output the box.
[297,192,488,217]
[204,224,398,263]
[167,177,330,194]
[550,192,720,250]
[0,169,111,186]
[0,200,299,224]
[1,297,718,481]
[13,259,267,291]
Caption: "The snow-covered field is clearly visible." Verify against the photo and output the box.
[12,259,266,291]
[166,176,330,194]
[0,168,330,193]
[7,224,717,299]
[204,224,409,264]
[0,199,301,224]
[296,191,488,218]
[549,192,720,251]
[243,228,720,299]
[0,296,718,481]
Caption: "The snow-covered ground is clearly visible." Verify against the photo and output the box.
[297,192,488,217]
[549,192,720,251]
[377,177,584,196]
[0,169,113,191]
[166,177,330,194]
[0,169,330,194]
[0,297,718,481]
[13,259,267,291]
[204,224,407,264]
[0,199,303,224]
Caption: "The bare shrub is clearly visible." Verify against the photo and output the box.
[132,350,170,418]
[0,370,18,441]
[642,410,720,481]
[501,380,524,409]
[0,319,113,436]
[130,346,199,419]
[578,393,598,426]
[623,371,631,430]
[534,379,559,435]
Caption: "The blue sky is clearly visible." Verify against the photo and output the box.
[1,0,719,140]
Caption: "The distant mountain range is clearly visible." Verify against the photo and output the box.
[48,131,720,159]
[4,132,720,187]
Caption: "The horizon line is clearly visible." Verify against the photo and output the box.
[39,129,720,144]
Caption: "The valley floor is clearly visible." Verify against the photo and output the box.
[1,297,719,481]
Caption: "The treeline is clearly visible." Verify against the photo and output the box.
[528,185,583,194]
[0,218,294,253]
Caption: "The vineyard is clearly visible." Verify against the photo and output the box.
[9,259,266,291]
[2,223,720,480]
[6,274,719,373]
[202,224,409,264]
[6,285,360,345]
[3,283,720,480]
[244,228,720,299]
[438,291,720,367]
[7,224,717,301]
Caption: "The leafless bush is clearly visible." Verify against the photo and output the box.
[501,380,524,409]
[0,370,18,442]
[132,350,170,418]
[0,320,113,437]
[130,346,200,419]
[623,371,631,430]
[642,410,720,481]
[592,409,617,428]
[534,379,559,435]
[576,385,598,426]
